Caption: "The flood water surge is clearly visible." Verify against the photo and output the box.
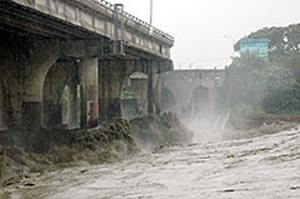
[1,128,300,198]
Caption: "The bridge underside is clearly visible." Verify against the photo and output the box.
[0,1,94,39]
[0,1,173,132]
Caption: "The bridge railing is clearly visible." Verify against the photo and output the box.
[90,0,174,42]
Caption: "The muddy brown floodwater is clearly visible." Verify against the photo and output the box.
[1,127,300,199]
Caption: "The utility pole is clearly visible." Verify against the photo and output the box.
[150,0,153,25]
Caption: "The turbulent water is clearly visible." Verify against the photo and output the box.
[1,128,300,199]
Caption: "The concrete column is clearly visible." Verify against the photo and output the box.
[42,102,62,129]
[98,60,128,122]
[0,146,4,180]
[22,74,58,130]
[153,73,162,115]
[0,80,7,131]
[79,57,99,128]
[130,77,148,114]
[107,73,122,121]
[67,81,78,129]
[98,65,108,122]
[147,62,154,114]
[0,38,60,130]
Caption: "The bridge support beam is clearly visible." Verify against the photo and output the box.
[99,60,128,122]
[153,73,162,115]
[21,47,60,130]
[147,63,154,114]
[0,79,7,131]
[0,37,60,130]
[79,57,99,128]
[147,62,162,115]
[67,79,79,129]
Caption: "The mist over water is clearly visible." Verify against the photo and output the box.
[186,118,225,143]
[179,105,230,143]
[1,126,300,198]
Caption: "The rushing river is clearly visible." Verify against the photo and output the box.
[1,128,300,199]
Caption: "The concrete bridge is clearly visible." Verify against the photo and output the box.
[160,69,225,121]
[0,0,174,131]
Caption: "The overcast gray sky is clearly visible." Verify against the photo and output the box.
[110,0,300,69]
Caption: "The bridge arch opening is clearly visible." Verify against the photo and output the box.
[42,60,79,129]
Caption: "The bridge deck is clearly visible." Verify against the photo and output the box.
[1,0,174,59]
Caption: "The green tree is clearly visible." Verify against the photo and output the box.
[225,54,298,115]
[228,23,300,116]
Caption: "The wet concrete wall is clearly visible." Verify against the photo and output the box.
[130,78,148,112]
[0,145,4,179]
[0,35,60,130]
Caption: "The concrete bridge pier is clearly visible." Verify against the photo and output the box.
[0,37,60,130]
[147,62,163,115]
[0,79,7,131]
[147,63,154,114]
[98,60,128,122]
[98,64,108,123]
[153,73,162,115]
[21,43,60,130]
[67,78,79,129]
[79,57,99,128]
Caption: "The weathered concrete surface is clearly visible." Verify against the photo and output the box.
[2,0,174,59]
[0,145,4,180]
[43,61,78,129]
[79,57,99,128]
[121,72,162,119]
[130,75,148,112]
[0,33,173,131]
[0,36,60,129]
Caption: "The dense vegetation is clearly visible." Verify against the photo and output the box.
[226,24,300,126]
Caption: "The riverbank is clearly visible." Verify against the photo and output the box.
[0,113,193,185]
[224,114,300,140]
